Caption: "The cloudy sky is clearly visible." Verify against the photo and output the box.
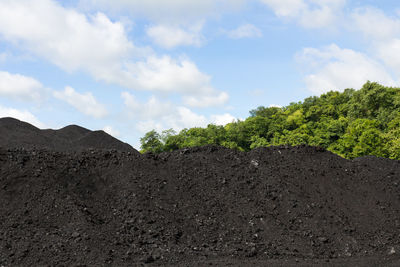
[0,0,399,148]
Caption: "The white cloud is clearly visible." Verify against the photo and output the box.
[376,39,400,76]
[122,92,234,133]
[0,1,225,106]
[259,0,306,18]
[136,120,165,134]
[146,23,204,49]
[122,92,203,127]
[121,56,228,106]
[210,113,236,125]
[351,7,400,41]
[297,44,396,94]
[260,0,346,29]
[82,0,245,23]
[0,71,44,102]
[133,107,209,133]
[123,93,208,133]
[0,105,45,128]
[126,56,211,93]
[0,0,139,82]
[350,8,400,80]
[226,24,263,39]
[269,104,282,108]
[174,106,209,129]
[183,92,229,108]
[103,125,120,138]
[121,92,175,120]
[53,86,108,118]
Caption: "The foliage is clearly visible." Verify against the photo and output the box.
[140,82,400,159]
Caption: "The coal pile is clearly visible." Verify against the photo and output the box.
[0,117,136,153]
[1,119,400,266]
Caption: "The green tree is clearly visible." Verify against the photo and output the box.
[139,82,400,160]
[140,130,163,153]
[330,119,386,158]
[384,114,400,159]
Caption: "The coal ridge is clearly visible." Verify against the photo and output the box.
[0,117,137,153]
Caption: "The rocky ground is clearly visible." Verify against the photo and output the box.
[0,118,400,266]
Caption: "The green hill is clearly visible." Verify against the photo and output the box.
[140,82,400,160]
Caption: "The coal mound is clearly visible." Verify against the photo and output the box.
[1,119,400,266]
[0,117,137,153]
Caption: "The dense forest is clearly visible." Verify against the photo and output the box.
[140,82,400,160]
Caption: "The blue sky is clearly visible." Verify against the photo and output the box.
[0,0,399,148]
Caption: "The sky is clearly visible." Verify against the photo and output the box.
[0,0,399,148]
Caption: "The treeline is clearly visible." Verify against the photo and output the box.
[140,82,400,159]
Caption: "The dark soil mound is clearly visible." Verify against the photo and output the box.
[0,117,137,153]
[0,117,51,149]
[74,130,136,152]
[1,140,400,266]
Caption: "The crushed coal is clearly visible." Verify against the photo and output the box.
[1,119,400,266]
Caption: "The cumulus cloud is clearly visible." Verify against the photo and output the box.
[108,55,226,106]
[226,24,263,39]
[0,71,44,102]
[259,4,400,96]
[0,0,225,105]
[82,0,245,23]
[103,125,120,138]
[183,92,229,108]
[269,104,282,108]
[53,86,108,118]
[351,7,400,41]
[260,0,346,28]
[146,23,204,49]
[136,121,165,134]
[0,0,137,76]
[0,105,45,128]
[297,44,395,94]
[259,0,306,17]
[121,56,228,107]
[126,56,211,93]
[123,92,207,133]
[210,113,236,125]
[121,92,175,120]
[350,7,400,80]
[377,39,400,71]
[122,92,234,133]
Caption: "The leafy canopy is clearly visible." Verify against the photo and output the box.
[140,82,400,159]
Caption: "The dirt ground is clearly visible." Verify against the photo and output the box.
[1,118,400,266]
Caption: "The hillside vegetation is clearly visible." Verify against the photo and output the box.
[140,82,400,160]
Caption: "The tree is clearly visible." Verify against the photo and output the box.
[140,130,163,153]
[331,119,386,158]
[383,113,400,159]
[139,82,400,160]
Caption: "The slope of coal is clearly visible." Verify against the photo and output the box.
[1,144,400,266]
[74,130,136,152]
[0,117,51,149]
[0,117,137,153]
